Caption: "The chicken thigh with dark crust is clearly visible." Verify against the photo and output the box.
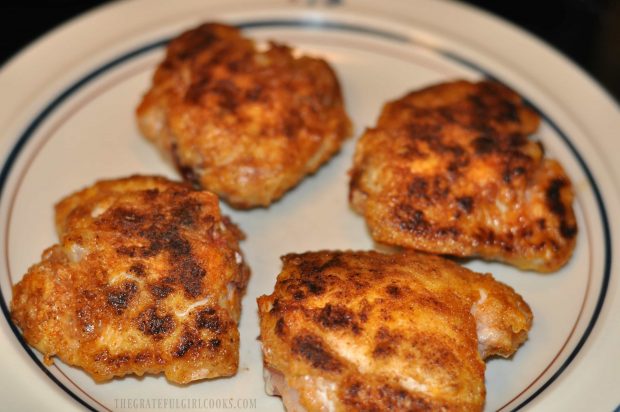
[350,80,577,272]
[11,175,250,383]
[258,250,532,411]
[137,23,352,208]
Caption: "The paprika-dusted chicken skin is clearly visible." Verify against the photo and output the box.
[350,80,577,272]
[258,250,532,412]
[11,176,250,384]
[137,23,352,208]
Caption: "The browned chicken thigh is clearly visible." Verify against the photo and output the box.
[350,80,577,272]
[137,23,352,208]
[11,175,250,383]
[258,250,532,411]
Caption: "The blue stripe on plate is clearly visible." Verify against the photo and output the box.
[0,18,611,412]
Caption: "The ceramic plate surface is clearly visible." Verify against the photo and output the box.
[1,1,619,411]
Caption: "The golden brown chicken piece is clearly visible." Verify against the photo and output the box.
[11,176,250,384]
[350,80,577,272]
[258,250,532,412]
[136,23,352,208]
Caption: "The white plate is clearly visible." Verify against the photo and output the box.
[1,1,619,411]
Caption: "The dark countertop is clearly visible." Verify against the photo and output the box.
[1,0,618,101]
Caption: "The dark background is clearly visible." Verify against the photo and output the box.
[1,0,618,101]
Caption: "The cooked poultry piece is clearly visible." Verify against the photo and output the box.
[137,23,352,208]
[350,80,577,272]
[11,175,250,384]
[258,250,532,411]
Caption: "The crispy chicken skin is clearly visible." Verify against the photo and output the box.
[137,23,352,208]
[257,250,532,412]
[11,176,250,384]
[350,80,577,272]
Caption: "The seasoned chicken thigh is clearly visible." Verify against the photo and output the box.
[350,80,577,272]
[258,250,532,411]
[11,175,250,383]
[137,23,352,208]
